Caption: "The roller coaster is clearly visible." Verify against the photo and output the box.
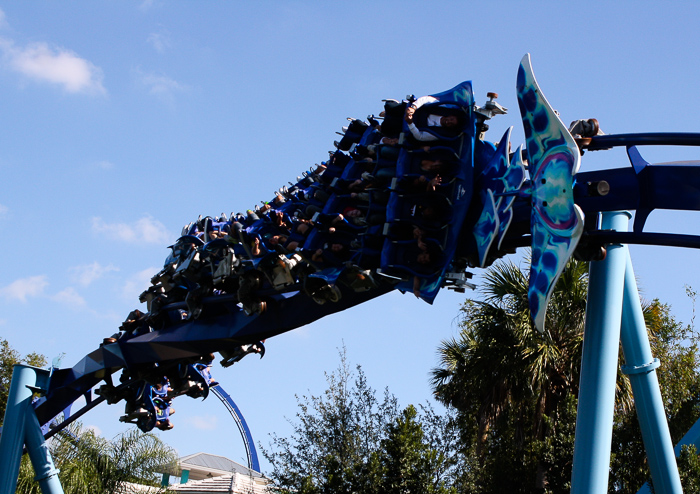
[3,54,700,493]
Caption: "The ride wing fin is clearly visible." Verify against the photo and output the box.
[517,54,584,332]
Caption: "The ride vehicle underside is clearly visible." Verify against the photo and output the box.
[5,54,700,494]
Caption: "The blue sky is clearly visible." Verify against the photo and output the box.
[1,1,700,473]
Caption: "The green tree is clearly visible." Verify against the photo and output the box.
[431,258,634,492]
[432,259,700,493]
[263,348,397,494]
[263,347,458,493]
[17,421,179,494]
[378,404,457,494]
[609,299,700,493]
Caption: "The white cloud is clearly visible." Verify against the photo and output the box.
[139,0,163,11]
[184,414,218,431]
[143,73,184,94]
[0,39,106,95]
[135,68,187,105]
[85,424,102,436]
[0,203,8,216]
[122,267,157,301]
[92,160,114,170]
[147,31,171,53]
[92,216,170,244]
[0,8,7,29]
[51,287,87,310]
[69,261,119,286]
[0,275,48,302]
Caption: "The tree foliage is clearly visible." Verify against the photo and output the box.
[16,421,179,494]
[609,299,700,492]
[263,261,700,492]
[432,258,700,493]
[263,347,459,493]
[431,258,596,492]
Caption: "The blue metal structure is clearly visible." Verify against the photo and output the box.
[3,53,700,492]
[571,212,631,493]
[571,212,683,493]
[211,386,260,473]
[0,365,63,494]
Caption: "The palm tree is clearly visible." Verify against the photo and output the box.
[17,422,179,494]
[431,257,633,490]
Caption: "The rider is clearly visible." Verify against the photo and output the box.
[152,378,175,431]
[404,95,465,141]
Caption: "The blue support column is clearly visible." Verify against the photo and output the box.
[24,404,63,494]
[620,251,682,494]
[571,211,630,494]
[0,365,33,494]
[0,364,63,494]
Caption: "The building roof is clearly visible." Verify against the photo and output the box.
[176,452,265,481]
[116,481,163,494]
[169,472,271,494]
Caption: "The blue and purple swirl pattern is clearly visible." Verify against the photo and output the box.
[517,54,584,332]
[473,128,526,267]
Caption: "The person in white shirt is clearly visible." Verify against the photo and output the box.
[404,95,463,141]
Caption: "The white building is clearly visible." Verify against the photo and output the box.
[163,452,272,494]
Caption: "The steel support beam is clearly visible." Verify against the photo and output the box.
[622,252,682,493]
[571,211,629,493]
[0,365,63,494]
